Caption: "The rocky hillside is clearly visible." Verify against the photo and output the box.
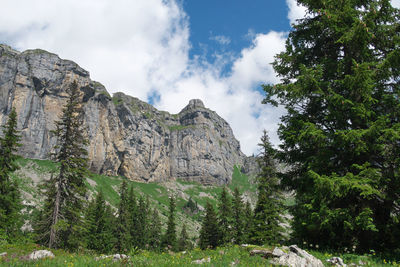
[0,44,252,185]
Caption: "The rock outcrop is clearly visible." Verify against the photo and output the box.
[0,44,249,184]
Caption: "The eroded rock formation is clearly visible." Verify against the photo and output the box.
[0,44,252,184]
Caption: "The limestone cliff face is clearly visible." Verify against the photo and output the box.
[0,44,248,184]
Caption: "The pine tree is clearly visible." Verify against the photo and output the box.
[127,186,138,248]
[85,190,115,253]
[114,180,131,252]
[0,108,22,241]
[250,131,284,245]
[34,81,88,249]
[163,195,177,251]
[232,187,244,244]
[217,187,232,244]
[178,223,190,251]
[243,201,253,244]
[136,196,149,248]
[199,201,220,249]
[263,0,400,252]
[148,208,162,250]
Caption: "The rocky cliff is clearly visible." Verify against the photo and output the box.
[0,44,251,185]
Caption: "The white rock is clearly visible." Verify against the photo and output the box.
[191,257,211,264]
[28,250,55,260]
[270,245,324,267]
[327,257,347,267]
[0,252,7,257]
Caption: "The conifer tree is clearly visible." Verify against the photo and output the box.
[232,187,244,244]
[127,186,138,247]
[0,108,22,241]
[243,201,253,244]
[114,180,131,252]
[148,208,162,250]
[163,195,177,250]
[178,223,190,251]
[34,81,88,249]
[250,131,284,245]
[136,196,149,248]
[85,190,115,253]
[263,0,400,251]
[199,201,220,249]
[217,187,232,244]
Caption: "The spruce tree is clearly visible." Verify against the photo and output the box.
[136,196,149,248]
[85,190,115,253]
[243,201,253,244]
[250,131,284,245]
[178,223,190,251]
[163,195,177,250]
[34,81,88,249]
[217,187,232,244]
[232,187,244,244]
[127,186,138,248]
[114,180,131,252]
[0,108,22,241]
[148,208,162,250]
[263,0,400,251]
[199,201,220,249]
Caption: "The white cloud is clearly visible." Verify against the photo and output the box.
[210,35,231,45]
[392,0,400,8]
[0,0,287,155]
[286,0,307,25]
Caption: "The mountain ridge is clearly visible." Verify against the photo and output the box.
[0,44,254,185]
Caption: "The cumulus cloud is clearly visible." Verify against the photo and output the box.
[0,0,287,155]
[286,0,307,25]
[392,0,400,8]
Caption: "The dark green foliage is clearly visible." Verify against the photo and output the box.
[178,223,191,251]
[85,191,115,253]
[183,197,199,214]
[199,201,221,249]
[135,196,150,248]
[114,180,131,252]
[263,0,400,252]
[148,208,162,250]
[243,201,254,243]
[232,187,244,244]
[34,81,88,249]
[217,187,232,244]
[0,108,22,241]
[163,195,177,250]
[250,131,285,245]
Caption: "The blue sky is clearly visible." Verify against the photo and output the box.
[184,0,291,65]
[1,0,398,155]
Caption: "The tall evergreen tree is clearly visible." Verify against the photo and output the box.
[178,223,191,251]
[85,190,115,253]
[0,108,22,241]
[250,131,284,245]
[163,195,177,250]
[217,187,232,244]
[136,196,149,248]
[148,208,162,250]
[199,201,220,249]
[232,187,244,244]
[263,0,400,251]
[243,201,254,244]
[114,180,131,252]
[127,186,138,248]
[34,81,88,249]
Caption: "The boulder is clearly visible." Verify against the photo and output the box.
[191,257,211,264]
[327,257,347,267]
[28,250,55,260]
[271,245,324,267]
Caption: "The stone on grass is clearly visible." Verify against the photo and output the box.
[0,252,7,257]
[191,257,211,264]
[28,250,55,260]
[327,257,347,267]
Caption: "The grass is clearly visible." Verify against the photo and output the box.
[229,165,256,193]
[168,125,195,131]
[1,243,399,267]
